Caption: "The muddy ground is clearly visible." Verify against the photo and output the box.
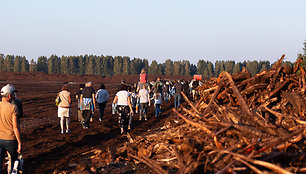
[0,72,191,174]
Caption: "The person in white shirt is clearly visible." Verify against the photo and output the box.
[113,85,134,134]
[138,84,150,121]
[57,85,71,133]
[95,84,109,121]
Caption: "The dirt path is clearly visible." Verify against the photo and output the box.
[22,93,174,173]
[0,73,180,173]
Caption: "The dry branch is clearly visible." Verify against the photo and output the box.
[123,55,305,174]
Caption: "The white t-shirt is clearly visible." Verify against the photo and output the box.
[116,90,130,106]
[139,88,149,103]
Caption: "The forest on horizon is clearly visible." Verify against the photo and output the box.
[0,41,305,78]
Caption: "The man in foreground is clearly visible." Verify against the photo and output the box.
[0,84,22,173]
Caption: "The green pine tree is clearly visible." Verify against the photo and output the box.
[206,61,214,78]
[246,60,260,76]
[37,56,48,73]
[122,56,130,75]
[95,56,102,75]
[233,62,243,74]
[85,55,95,75]
[78,56,85,75]
[149,60,158,75]
[20,56,29,71]
[29,59,37,71]
[0,54,4,72]
[164,59,174,75]
[4,55,14,72]
[13,56,21,72]
[113,56,123,75]
[173,61,183,75]
[47,55,60,74]
[224,61,235,74]
[60,56,70,74]
[183,60,191,76]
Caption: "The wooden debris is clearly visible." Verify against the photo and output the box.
[124,55,305,173]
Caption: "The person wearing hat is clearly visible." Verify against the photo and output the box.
[0,84,22,173]
[7,84,23,126]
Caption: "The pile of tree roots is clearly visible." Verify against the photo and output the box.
[123,55,306,174]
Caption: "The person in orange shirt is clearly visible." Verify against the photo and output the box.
[0,84,22,173]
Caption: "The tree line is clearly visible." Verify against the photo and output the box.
[1,39,306,78]
[0,54,302,78]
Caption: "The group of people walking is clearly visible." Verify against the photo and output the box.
[57,82,109,132]
[111,69,201,134]
[0,68,203,173]
[55,68,202,134]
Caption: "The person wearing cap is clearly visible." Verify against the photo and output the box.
[6,84,23,126]
[0,84,22,173]
[4,84,23,173]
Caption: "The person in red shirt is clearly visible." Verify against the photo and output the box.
[138,68,148,92]
[139,68,147,84]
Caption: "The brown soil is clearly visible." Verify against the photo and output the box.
[0,72,190,174]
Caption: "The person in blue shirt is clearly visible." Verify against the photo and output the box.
[95,84,109,122]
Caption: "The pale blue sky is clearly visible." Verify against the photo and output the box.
[0,0,305,64]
